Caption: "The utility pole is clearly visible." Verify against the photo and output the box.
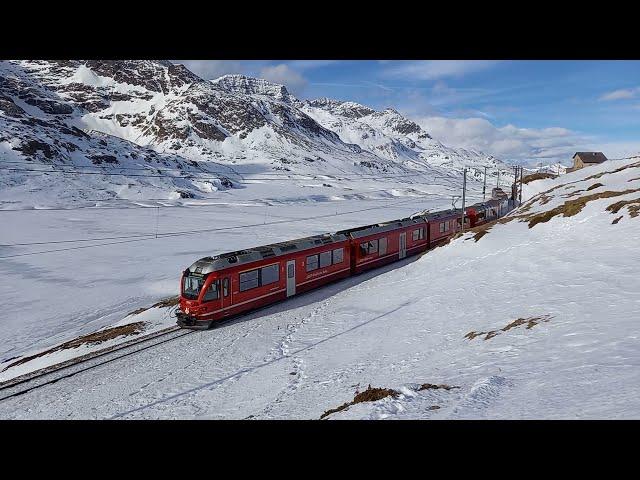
[482,166,487,201]
[519,166,523,205]
[461,168,467,233]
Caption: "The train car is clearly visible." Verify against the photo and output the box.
[338,217,429,274]
[177,233,351,329]
[466,202,493,227]
[422,208,464,246]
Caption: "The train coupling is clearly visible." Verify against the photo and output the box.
[176,310,212,330]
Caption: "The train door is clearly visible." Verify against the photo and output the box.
[286,259,296,297]
[399,232,407,259]
[220,276,231,309]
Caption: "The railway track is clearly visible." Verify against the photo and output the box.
[0,326,195,403]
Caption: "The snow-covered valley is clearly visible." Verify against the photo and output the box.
[1,156,638,419]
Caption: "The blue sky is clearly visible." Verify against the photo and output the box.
[176,60,640,165]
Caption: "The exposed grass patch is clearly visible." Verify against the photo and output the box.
[583,160,640,181]
[521,172,556,184]
[417,383,460,391]
[606,198,640,218]
[465,315,552,342]
[320,384,399,419]
[152,296,180,309]
[1,322,146,372]
[525,188,640,229]
[126,296,179,317]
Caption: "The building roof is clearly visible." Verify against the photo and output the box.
[573,152,608,164]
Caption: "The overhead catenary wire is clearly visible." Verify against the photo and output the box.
[0,185,449,214]
[0,165,447,183]
[0,195,436,259]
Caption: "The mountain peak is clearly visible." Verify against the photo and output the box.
[306,98,375,119]
[212,74,296,103]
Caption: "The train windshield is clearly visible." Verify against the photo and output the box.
[183,275,205,300]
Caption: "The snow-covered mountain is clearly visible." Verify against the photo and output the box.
[301,97,510,181]
[1,60,512,206]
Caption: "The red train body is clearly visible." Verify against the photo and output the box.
[177,199,514,329]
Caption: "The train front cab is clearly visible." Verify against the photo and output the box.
[178,235,351,329]
[178,270,232,329]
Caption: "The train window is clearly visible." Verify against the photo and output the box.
[239,269,259,292]
[332,248,344,264]
[412,229,418,241]
[261,264,279,286]
[359,242,368,256]
[413,228,425,240]
[203,280,220,301]
[306,254,319,272]
[223,278,229,297]
[183,275,204,300]
[439,222,445,233]
[379,237,387,255]
[369,239,378,253]
[319,251,332,268]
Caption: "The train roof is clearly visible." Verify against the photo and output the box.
[187,232,349,275]
[421,208,462,221]
[336,216,426,239]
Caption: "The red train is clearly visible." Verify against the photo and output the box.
[176,197,514,329]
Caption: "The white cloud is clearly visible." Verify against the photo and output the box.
[411,115,640,165]
[383,60,501,80]
[259,64,308,94]
[599,87,640,101]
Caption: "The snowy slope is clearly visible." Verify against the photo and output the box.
[1,158,638,419]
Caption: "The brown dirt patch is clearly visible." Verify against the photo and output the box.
[612,216,623,224]
[1,322,146,372]
[586,183,604,191]
[465,315,552,342]
[320,384,399,419]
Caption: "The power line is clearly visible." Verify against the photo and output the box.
[0,166,439,183]
[0,195,435,259]
[0,187,443,214]
[1,159,428,179]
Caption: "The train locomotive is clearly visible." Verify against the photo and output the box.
[176,195,515,329]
